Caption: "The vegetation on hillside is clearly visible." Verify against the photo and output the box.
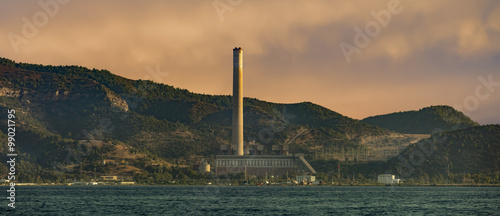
[0,57,497,184]
[312,125,500,184]
[362,105,479,134]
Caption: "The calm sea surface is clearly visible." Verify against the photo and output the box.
[0,186,498,215]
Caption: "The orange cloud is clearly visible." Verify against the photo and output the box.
[0,0,499,124]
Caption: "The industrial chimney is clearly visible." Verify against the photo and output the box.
[232,47,244,156]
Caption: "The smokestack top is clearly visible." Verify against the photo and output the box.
[233,47,243,68]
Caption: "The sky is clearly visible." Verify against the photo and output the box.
[1,0,499,124]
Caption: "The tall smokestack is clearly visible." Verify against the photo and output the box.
[233,47,244,156]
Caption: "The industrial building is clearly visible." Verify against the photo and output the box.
[215,154,315,176]
[377,174,400,184]
[214,47,316,177]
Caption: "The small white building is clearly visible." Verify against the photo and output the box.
[378,174,400,184]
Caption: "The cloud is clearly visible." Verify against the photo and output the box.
[0,0,499,124]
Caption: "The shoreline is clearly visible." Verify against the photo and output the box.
[2,183,499,187]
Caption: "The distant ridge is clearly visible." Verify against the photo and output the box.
[362,105,479,134]
[386,124,500,178]
[1,57,497,183]
[0,57,418,181]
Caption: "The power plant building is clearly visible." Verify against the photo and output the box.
[215,47,316,177]
[215,154,316,176]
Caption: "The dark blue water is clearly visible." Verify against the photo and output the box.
[1,186,498,215]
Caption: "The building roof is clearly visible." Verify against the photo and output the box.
[216,155,298,159]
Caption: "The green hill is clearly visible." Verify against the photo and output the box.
[386,124,500,183]
[312,125,499,184]
[1,57,496,184]
[0,57,418,182]
[362,106,479,134]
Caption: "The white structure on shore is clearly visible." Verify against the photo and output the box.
[377,174,400,184]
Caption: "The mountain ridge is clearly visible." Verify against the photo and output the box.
[362,105,479,134]
[0,57,494,183]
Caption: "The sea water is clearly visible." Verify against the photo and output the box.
[1,186,498,215]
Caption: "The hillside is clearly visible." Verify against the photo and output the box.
[0,57,422,182]
[362,106,479,134]
[386,124,500,182]
[319,125,499,184]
